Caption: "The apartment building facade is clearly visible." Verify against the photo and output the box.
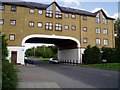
[0,1,115,65]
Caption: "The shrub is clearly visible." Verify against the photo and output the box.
[2,60,18,89]
[83,45,101,64]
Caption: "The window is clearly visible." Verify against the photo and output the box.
[104,39,108,45]
[38,10,42,14]
[0,5,5,10]
[65,25,69,30]
[96,13,100,23]
[103,18,108,24]
[96,28,101,34]
[46,10,53,17]
[45,22,52,30]
[71,25,76,30]
[11,6,16,12]
[83,27,87,32]
[55,24,62,31]
[9,34,15,41]
[10,20,16,25]
[103,29,108,35]
[29,9,35,14]
[29,21,34,27]
[55,11,62,19]
[65,13,69,18]
[0,19,4,25]
[83,16,87,20]
[83,38,87,43]
[72,14,76,19]
[96,38,101,45]
[38,22,42,28]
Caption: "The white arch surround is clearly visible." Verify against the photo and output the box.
[21,34,82,64]
[22,34,80,47]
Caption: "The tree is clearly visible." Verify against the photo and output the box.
[83,45,101,64]
[2,34,8,60]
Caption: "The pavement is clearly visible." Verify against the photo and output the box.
[17,59,120,89]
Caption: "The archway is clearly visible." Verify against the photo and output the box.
[22,34,82,64]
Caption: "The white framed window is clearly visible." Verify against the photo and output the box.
[83,38,87,43]
[9,34,15,41]
[46,10,53,17]
[103,15,108,24]
[71,25,76,30]
[96,13,100,23]
[10,20,16,25]
[0,5,5,10]
[103,29,108,35]
[83,16,87,20]
[96,28,101,34]
[29,21,34,27]
[55,11,62,19]
[65,13,69,18]
[29,9,35,14]
[55,24,62,31]
[45,22,52,30]
[83,27,87,32]
[96,38,101,45]
[72,14,76,19]
[38,22,42,28]
[104,39,108,45]
[11,6,16,11]
[38,10,42,14]
[65,25,69,30]
[0,19,4,25]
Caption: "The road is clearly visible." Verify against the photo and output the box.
[18,57,119,89]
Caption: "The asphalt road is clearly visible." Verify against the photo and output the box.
[18,57,119,89]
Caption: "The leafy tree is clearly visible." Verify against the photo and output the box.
[2,34,8,60]
[83,45,101,64]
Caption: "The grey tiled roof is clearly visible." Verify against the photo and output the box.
[1,1,114,20]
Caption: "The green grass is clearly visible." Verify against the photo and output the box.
[38,57,50,61]
[81,63,120,71]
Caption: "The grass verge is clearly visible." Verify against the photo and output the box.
[80,63,120,71]
[38,57,50,61]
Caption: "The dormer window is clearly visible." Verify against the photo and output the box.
[55,11,62,19]
[103,15,108,24]
[96,12,100,23]
[46,10,53,17]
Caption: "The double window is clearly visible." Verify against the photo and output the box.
[55,11,62,19]
[29,21,34,27]
[10,20,16,25]
[104,39,108,45]
[96,28,101,34]
[0,19,4,25]
[45,22,53,30]
[55,24,62,31]
[103,29,108,35]
[46,10,53,17]
[96,38,101,45]
[11,6,16,12]
[0,5,5,10]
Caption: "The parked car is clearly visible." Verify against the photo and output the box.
[49,58,59,64]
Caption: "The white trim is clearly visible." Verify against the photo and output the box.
[22,34,80,47]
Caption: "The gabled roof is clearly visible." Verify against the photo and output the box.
[1,1,115,20]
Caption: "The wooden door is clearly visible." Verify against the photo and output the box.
[11,51,17,64]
